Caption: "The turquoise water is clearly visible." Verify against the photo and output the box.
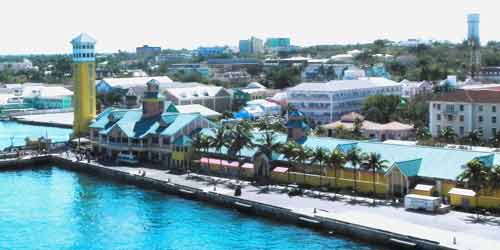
[0,168,383,250]
[0,121,72,149]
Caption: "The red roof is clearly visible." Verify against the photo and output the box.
[433,89,500,103]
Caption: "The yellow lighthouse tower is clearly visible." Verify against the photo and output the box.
[71,33,97,136]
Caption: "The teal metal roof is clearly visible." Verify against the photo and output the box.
[173,135,193,146]
[391,158,422,177]
[92,108,206,139]
[200,129,497,181]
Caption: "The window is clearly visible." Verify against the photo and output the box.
[493,106,497,113]
[493,128,497,137]
[493,116,497,124]
[479,116,483,122]
[437,125,441,133]
[459,115,464,122]
[437,114,441,121]
[460,126,465,135]
[437,104,441,110]
[447,115,453,121]
[460,105,464,111]
[479,105,483,112]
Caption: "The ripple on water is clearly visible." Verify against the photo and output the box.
[0,168,384,250]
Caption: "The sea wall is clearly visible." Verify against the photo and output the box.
[0,155,456,250]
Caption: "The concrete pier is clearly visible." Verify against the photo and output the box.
[1,154,498,250]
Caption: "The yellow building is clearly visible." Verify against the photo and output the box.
[71,33,97,136]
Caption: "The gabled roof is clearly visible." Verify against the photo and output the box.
[388,158,422,177]
[91,108,207,139]
[71,33,96,45]
[432,89,500,103]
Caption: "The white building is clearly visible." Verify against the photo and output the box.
[246,99,281,116]
[96,76,173,94]
[401,79,433,98]
[287,77,402,124]
[429,89,500,139]
[0,59,34,72]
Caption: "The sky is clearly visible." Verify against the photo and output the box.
[0,0,496,54]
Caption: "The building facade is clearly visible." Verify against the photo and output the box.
[197,46,229,57]
[265,37,291,49]
[287,78,402,124]
[136,45,161,57]
[90,80,215,168]
[71,33,97,136]
[429,89,500,139]
[401,80,433,98]
[239,37,264,54]
[162,85,231,113]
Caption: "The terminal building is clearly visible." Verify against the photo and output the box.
[90,80,216,168]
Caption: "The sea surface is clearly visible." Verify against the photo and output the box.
[0,168,383,250]
[0,121,72,150]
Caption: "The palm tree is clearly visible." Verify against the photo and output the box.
[279,141,301,182]
[295,145,313,185]
[326,149,346,197]
[488,165,500,195]
[192,133,210,154]
[458,159,489,220]
[311,147,328,187]
[208,125,230,173]
[345,147,363,200]
[256,130,282,160]
[490,130,500,148]
[416,126,431,141]
[227,121,254,179]
[352,117,363,138]
[439,127,457,144]
[466,129,483,146]
[363,152,389,204]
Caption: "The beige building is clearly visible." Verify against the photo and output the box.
[429,89,500,138]
[162,85,231,113]
[323,112,414,140]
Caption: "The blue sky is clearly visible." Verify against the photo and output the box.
[0,0,494,54]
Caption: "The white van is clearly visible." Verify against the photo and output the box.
[117,152,139,165]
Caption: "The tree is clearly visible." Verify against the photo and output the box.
[208,125,230,172]
[226,121,254,179]
[280,141,301,170]
[311,147,328,187]
[416,126,431,141]
[362,95,401,123]
[295,145,313,184]
[439,127,457,143]
[458,159,489,220]
[363,152,389,203]
[466,129,483,146]
[326,149,346,197]
[352,117,363,138]
[345,147,363,200]
[265,66,301,89]
[192,133,210,154]
[490,130,500,148]
[488,165,500,194]
[256,130,282,160]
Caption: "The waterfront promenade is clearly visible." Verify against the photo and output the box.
[2,153,499,250]
[49,154,500,250]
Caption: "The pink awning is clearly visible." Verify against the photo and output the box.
[222,160,239,168]
[200,157,222,165]
[273,167,288,173]
[241,163,254,169]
